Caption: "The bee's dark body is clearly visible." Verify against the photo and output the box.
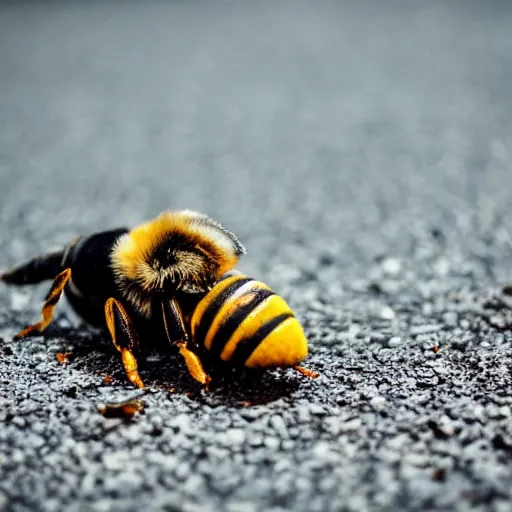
[61,229,129,326]
[1,211,312,387]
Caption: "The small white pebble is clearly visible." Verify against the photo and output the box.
[388,336,402,347]
[382,258,402,275]
[379,306,396,320]
[225,429,246,446]
[370,395,388,412]
[500,406,511,418]
[10,291,31,312]
[434,258,450,276]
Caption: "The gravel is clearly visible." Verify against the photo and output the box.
[1,1,512,511]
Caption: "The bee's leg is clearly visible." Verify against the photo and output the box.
[161,299,211,387]
[294,365,319,379]
[104,298,144,389]
[16,268,72,338]
[177,342,212,388]
[1,251,64,285]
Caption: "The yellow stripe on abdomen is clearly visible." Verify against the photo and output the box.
[202,280,271,350]
[190,275,245,340]
[220,294,294,361]
[244,317,308,368]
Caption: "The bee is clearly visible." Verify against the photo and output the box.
[1,210,314,387]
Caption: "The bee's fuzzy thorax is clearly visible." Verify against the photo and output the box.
[110,210,246,316]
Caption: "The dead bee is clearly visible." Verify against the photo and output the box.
[1,210,313,387]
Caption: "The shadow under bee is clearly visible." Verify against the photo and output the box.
[203,367,301,407]
[23,327,300,405]
[138,351,301,405]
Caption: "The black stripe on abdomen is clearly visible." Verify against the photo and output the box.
[194,277,252,348]
[230,313,294,366]
[208,288,275,359]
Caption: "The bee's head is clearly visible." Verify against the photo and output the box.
[111,210,246,315]
[148,233,220,294]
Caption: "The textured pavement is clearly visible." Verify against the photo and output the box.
[1,2,512,511]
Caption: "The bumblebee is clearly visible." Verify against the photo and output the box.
[1,210,314,387]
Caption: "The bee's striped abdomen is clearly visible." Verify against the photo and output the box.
[190,275,308,368]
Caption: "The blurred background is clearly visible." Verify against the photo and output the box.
[1,0,511,291]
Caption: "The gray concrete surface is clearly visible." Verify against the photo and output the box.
[1,1,512,511]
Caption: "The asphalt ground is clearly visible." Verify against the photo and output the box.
[1,1,512,511]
